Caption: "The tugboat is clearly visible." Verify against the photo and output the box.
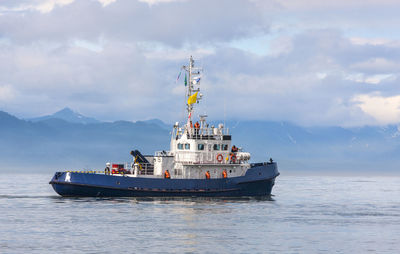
[49,56,279,197]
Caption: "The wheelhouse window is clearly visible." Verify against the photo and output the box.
[222,144,228,151]
[177,143,183,150]
[185,143,190,150]
[198,144,205,150]
[213,144,220,150]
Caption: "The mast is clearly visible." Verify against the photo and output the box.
[183,56,202,123]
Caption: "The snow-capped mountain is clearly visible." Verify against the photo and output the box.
[29,107,100,124]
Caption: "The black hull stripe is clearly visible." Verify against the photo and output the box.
[50,181,241,193]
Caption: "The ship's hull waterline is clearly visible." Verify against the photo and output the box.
[50,163,279,197]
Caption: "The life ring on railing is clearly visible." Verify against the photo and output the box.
[230,153,237,163]
[216,154,223,162]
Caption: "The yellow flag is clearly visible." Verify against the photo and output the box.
[187,92,198,105]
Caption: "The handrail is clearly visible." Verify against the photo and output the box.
[155,151,174,156]
[175,127,230,140]
[173,151,241,165]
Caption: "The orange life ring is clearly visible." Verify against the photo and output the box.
[230,153,237,163]
[216,154,223,162]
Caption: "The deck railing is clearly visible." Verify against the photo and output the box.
[135,163,154,175]
[172,151,241,165]
[175,127,230,140]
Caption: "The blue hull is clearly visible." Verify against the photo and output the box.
[49,162,279,197]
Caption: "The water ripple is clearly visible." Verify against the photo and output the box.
[0,174,399,253]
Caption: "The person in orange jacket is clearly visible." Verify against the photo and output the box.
[222,169,227,178]
[194,121,200,136]
[205,170,210,179]
[231,145,238,153]
[164,170,171,179]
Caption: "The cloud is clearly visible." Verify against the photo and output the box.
[0,0,271,47]
[0,0,399,127]
[271,0,399,9]
[0,84,16,101]
[350,58,400,74]
[353,93,400,124]
[195,30,400,126]
[2,28,400,126]
[0,0,75,13]
[98,0,117,7]
[138,0,184,5]
[345,73,396,85]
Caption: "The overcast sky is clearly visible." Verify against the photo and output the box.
[0,0,399,126]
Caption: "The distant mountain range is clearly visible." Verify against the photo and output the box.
[228,120,400,173]
[0,108,399,173]
[0,109,170,173]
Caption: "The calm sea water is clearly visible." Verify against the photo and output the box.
[0,173,399,254]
